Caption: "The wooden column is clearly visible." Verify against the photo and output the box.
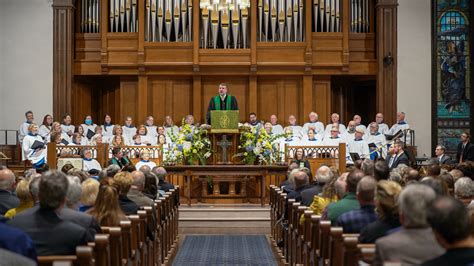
[303,75,313,118]
[376,0,398,126]
[342,0,350,69]
[193,76,202,122]
[192,0,200,71]
[250,0,257,71]
[53,0,75,119]
[100,0,108,73]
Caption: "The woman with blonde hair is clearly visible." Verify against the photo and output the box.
[4,179,34,218]
[87,184,128,226]
[111,134,125,148]
[80,178,100,212]
[358,180,402,243]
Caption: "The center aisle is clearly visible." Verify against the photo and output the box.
[172,235,277,265]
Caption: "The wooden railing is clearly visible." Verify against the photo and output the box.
[37,187,180,266]
[269,185,375,266]
[285,143,346,174]
[47,142,163,169]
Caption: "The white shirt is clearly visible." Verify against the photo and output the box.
[135,160,157,171]
[348,138,370,159]
[22,134,47,164]
[18,122,31,143]
[302,122,325,135]
[271,124,284,135]
[101,124,114,137]
[83,158,102,172]
[38,125,51,140]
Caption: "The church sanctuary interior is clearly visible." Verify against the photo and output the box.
[1,0,474,265]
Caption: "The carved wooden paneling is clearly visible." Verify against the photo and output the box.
[71,82,94,125]
[202,77,249,123]
[144,43,193,64]
[119,77,138,123]
[313,76,332,125]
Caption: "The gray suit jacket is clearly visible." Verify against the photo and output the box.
[0,248,35,266]
[374,227,445,266]
[58,207,101,242]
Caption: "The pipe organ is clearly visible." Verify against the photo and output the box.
[313,0,341,32]
[258,0,305,42]
[108,0,138,32]
[350,0,370,33]
[199,0,250,48]
[144,0,193,41]
[81,0,101,33]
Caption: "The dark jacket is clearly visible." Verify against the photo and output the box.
[58,207,102,242]
[7,207,87,256]
[456,141,474,162]
[0,190,19,215]
[358,217,401,244]
[118,195,139,215]
[386,152,410,169]
[300,183,323,207]
[108,156,131,168]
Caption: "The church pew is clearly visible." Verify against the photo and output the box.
[92,234,111,266]
[328,227,344,266]
[290,202,302,265]
[158,196,167,264]
[319,221,332,266]
[162,194,171,261]
[128,215,142,266]
[295,205,308,264]
[154,199,163,264]
[101,227,125,266]
[119,221,133,266]
[269,185,277,239]
[276,191,287,258]
[142,206,157,266]
[302,210,314,266]
[343,236,361,266]
[358,244,376,265]
[37,246,94,266]
[137,210,149,266]
[310,215,322,266]
[286,200,297,265]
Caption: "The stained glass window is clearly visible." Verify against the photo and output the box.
[434,0,471,155]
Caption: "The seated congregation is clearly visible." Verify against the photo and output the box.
[270,159,474,265]
[0,163,178,265]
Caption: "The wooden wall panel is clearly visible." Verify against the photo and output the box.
[71,82,93,125]
[119,78,138,123]
[313,77,332,125]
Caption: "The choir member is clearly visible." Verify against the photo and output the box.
[301,128,322,146]
[135,151,157,170]
[264,122,273,135]
[388,112,411,143]
[145,116,158,139]
[74,125,89,145]
[163,115,179,136]
[111,134,126,148]
[137,125,153,145]
[131,135,146,146]
[89,134,103,146]
[50,122,71,143]
[70,133,86,146]
[22,123,47,168]
[248,113,262,128]
[287,115,304,139]
[38,114,53,140]
[322,126,345,146]
[344,121,357,143]
[82,148,102,172]
[80,115,97,140]
[19,110,34,143]
[302,112,325,135]
[367,122,386,159]
[269,115,284,134]
[374,113,389,135]
[324,113,346,137]
[122,116,137,143]
[353,114,367,132]
[61,114,75,139]
[348,128,370,159]
[101,114,114,137]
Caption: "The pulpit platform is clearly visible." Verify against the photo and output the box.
[164,165,288,206]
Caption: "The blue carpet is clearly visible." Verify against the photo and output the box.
[172,235,277,265]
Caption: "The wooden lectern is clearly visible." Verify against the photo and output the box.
[209,111,240,164]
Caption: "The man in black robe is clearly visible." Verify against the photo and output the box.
[206,83,239,124]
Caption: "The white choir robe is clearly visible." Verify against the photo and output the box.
[122,126,137,144]
[377,123,389,135]
[271,124,284,135]
[165,126,180,137]
[135,160,157,171]
[81,124,97,138]
[18,122,31,143]
[323,124,347,139]
[38,125,51,140]
[61,124,75,136]
[47,132,72,144]
[22,134,47,165]
[138,135,154,145]
[348,138,370,159]
[321,136,351,161]
[101,124,115,137]
[343,132,356,143]
[289,125,305,139]
[279,137,301,160]
[102,135,113,145]
[83,158,102,172]
[367,132,387,158]
[388,122,411,143]
[146,126,158,139]
[302,122,325,135]
[355,124,367,133]
[299,137,323,146]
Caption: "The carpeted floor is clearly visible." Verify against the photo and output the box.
[172,235,277,265]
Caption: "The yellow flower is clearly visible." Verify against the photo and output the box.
[244,152,248,156]
[192,149,197,153]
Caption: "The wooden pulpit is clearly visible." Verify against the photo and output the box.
[209,110,240,164]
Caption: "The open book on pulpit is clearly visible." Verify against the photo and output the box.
[210,110,239,133]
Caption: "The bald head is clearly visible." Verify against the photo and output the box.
[357,176,377,203]
[294,170,309,188]
[131,171,145,190]
[0,169,16,191]
[152,167,167,181]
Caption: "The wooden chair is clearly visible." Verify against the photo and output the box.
[37,246,94,266]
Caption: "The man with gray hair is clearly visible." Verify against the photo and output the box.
[374,184,444,265]
[8,171,88,255]
[58,176,101,241]
[301,165,333,206]
[454,177,474,204]
[0,168,19,215]
[128,171,154,208]
[286,169,312,203]
[153,167,174,192]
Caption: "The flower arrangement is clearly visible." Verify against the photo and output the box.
[234,124,287,165]
[165,120,212,165]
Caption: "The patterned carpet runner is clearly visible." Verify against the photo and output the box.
[172,235,277,265]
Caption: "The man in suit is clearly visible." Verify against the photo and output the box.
[8,171,88,256]
[456,132,474,163]
[386,141,410,170]
[0,168,19,215]
[206,83,239,124]
[152,167,175,193]
[434,145,453,165]
[422,197,474,266]
[301,165,333,206]
[374,184,444,265]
